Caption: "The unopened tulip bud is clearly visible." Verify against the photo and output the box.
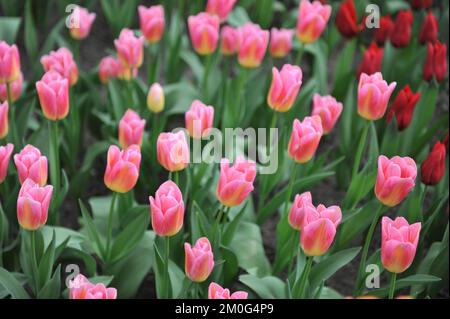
[0,41,21,84]
[14,144,48,186]
[41,47,78,86]
[296,0,331,44]
[138,5,165,43]
[157,131,189,172]
[36,71,70,121]
[147,83,165,113]
[289,192,316,231]
[114,29,145,69]
[421,141,446,186]
[188,12,220,55]
[119,109,146,149]
[184,237,214,282]
[269,28,294,58]
[104,145,141,193]
[69,6,96,40]
[311,94,343,134]
[288,116,323,164]
[267,64,302,113]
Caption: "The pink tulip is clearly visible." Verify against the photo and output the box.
[358,72,397,121]
[237,23,269,68]
[14,145,48,186]
[98,56,121,84]
[69,5,96,40]
[311,94,343,134]
[289,191,316,231]
[0,72,23,102]
[149,180,185,237]
[208,282,248,299]
[267,64,303,112]
[17,179,53,231]
[40,47,78,86]
[0,41,21,84]
[269,28,294,58]
[138,5,165,43]
[184,237,214,282]
[36,71,70,121]
[0,143,13,183]
[220,26,241,55]
[69,274,117,299]
[104,145,141,193]
[296,0,332,44]
[288,116,323,164]
[0,101,8,139]
[188,12,220,55]
[185,100,214,138]
[381,216,421,273]
[216,156,256,207]
[206,0,237,23]
[375,155,417,207]
[156,131,190,172]
[147,83,165,113]
[119,109,146,149]
[300,203,342,256]
[114,29,145,69]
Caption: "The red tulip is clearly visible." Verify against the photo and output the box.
[357,42,383,77]
[390,10,414,48]
[423,40,447,82]
[335,0,364,38]
[421,141,446,186]
[419,11,438,44]
[374,16,394,46]
[410,0,433,10]
[386,85,421,131]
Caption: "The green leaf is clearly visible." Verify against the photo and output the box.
[220,246,239,284]
[227,6,251,26]
[0,17,21,43]
[37,265,61,299]
[78,200,105,258]
[239,274,286,299]
[24,0,38,60]
[0,267,30,299]
[368,274,441,297]
[38,230,57,289]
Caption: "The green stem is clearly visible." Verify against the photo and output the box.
[6,82,19,147]
[298,256,313,298]
[193,282,199,299]
[351,120,370,178]
[282,164,299,218]
[287,238,300,275]
[295,43,305,66]
[202,54,213,103]
[49,121,60,221]
[30,230,39,295]
[174,171,179,185]
[164,236,170,299]
[388,272,397,299]
[106,192,118,260]
[269,111,278,129]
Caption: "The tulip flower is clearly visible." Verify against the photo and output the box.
[381,216,421,274]
[119,109,146,149]
[41,47,78,86]
[14,145,48,186]
[289,192,316,231]
[147,83,165,113]
[288,116,323,164]
[386,85,421,131]
[357,42,383,77]
[157,131,189,172]
[0,41,21,84]
[311,94,343,134]
[138,5,165,43]
[374,16,394,46]
[237,23,269,68]
[185,100,214,138]
[419,11,438,44]
[357,72,397,121]
[188,12,220,55]
[423,41,447,82]
[269,28,294,58]
[335,0,364,38]
[98,56,121,84]
[36,71,70,121]
[267,64,303,113]
[0,72,22,102]
[0,101,8,139]
[104,145,141,193]
[184,237,214,282]
[410,0,433,10]
[216,156,256,207]
[208,282,248,299]
[69,274,117,299]
[0,143,13,183]
[220,26,241,55]
[375,155,417,207]
[421,141,446,186]
[17,179,53,231]
[390,10,414,48]
[206,0,237,23]
[149,180,185,237]
[114,29,145,70]
[296,0,332,44]
[69,5,96,40]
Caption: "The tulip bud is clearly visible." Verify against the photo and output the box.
[410,0,433,10]
[188,12,220,55]
[311,94,343,134]
[157,131,189,172]
[0,72,23,102]
[149,181,185,237]
[296,0,332,44]
[421,141,446,186]
[220,26,241,55]
[0,101,8,139]
[114,29,145,70]
[69,274,117,299]
[335,0,364,38]
[185,100,214,138]
[237,23,269,68]
[216,156,256,207]
[375,155,417,207]
[184,237,214,282]
[357,72,396,121]
[269,28,294,58]
[69,6,96,40]
[208,282,248,299]
[423,41,447,82]
[288,116,323,164]
[98,56,121,84]
[381,216,421,273]
[17,179,53,231]
[0,41,21,84]
[119,109,146,149]
[36,71,70,121]
[357,42,383,78]
[391,10,414,48]
[419,11,438,44]
[147,83,165,113]
[14,145,48,186]
[289,192,316,231]
[267,64,302,113]
[386,85,421,131]
[0,143,13,183]
[40,47,78,86]
[374,16,394,46]
[138,5,165,43]
[104,145,141,193]
[206,0,237,23]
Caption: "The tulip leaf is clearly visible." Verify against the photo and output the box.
[0,267,30,299]
[368,274,441,298]
[78,199,105,258]
[38,230,57,289]
[37,265,61,299]
[239,274,286,299]
[0,17,21,43]
[24,0,38,60]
